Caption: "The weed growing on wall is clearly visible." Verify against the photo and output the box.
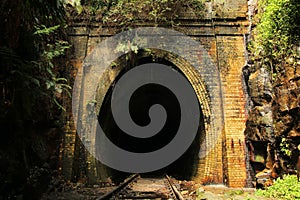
[67,0,205,28]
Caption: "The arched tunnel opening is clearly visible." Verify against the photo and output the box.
[97,56,205,183]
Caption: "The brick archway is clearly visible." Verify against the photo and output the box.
[66,1,250,186]
[91,48,224,183]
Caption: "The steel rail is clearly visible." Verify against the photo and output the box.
[165,175,185,200]
[96,174,140,200]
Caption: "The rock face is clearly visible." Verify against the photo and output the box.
[273,73,300,138]
[248,68,273,106]
[245,67,274,142]
[244,59,300,187]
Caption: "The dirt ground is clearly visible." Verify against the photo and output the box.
[40,181,272,200]
[196,185,272,200]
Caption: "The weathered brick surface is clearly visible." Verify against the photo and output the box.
[64,0,250,187]
[217,36,248,187]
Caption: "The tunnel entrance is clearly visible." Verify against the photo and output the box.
[97,56,205,183]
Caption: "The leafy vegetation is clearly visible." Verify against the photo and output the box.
[250,0,300,76]
[0,0,70,198]
[256,175,300,199]
[279,138,293,157]
[33,25,71,111]
[249,0,300,180]
[67,0,205,28]
[0,0,70,126]
[65,0,206,71]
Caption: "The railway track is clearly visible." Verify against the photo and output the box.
[97,174,185,200]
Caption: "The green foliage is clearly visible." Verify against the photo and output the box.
[226,189,244,196]
[35,24,71,111]
[72,0,205,65]
[256,175,300,200]
[64,0,83,13]
[250,0,300,74]
[279,138,292,157]
[0,1,71,197]
[77,0,205,27]
[0,0,70,123]
[34,25,61,36]
[0,32,70,124]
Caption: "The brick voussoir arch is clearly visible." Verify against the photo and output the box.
[73,27,224,181]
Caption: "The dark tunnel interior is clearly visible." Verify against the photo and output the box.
[97,57,205,183]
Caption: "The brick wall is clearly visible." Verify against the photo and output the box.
[63,0,250,187]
